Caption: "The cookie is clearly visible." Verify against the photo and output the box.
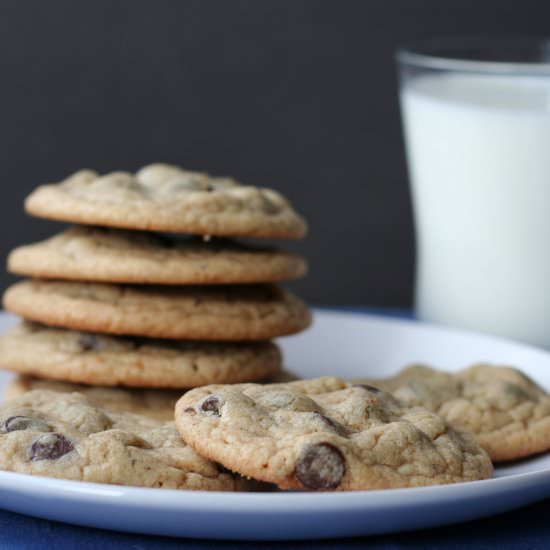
[5,375,180,421]
[0,323,282,388]
[5,369,300,420]
[8,226,307,285]
[355,364,550,462]
[0,390,255,490]
[3,280,311,341]
[175,377,493,491]
[24,164,307,239]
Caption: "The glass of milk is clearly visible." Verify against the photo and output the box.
[398,37,550,347]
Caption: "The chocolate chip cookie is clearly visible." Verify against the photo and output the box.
[0,390,255,490]
[0,323,282,388]
[3,280,311,340]
[24,164,307,239]
[8,226,307,285]
[175,377,493,490]
[5,369,299,420]
[356,363,550,461]
[5,375,180,421]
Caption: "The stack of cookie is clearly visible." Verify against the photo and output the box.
[0,163,311,417]
[0,164,547,493]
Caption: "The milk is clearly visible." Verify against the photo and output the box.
[400,73,550,347]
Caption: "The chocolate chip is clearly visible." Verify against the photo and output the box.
[312,413,346,436]
[77,333,99,351]
[2,416,51,433]
[183,407,196,416]
[201,396,221,416]
[29,433,74,461]
[354,384,382,394]
[295,442,346,490]
[502,382,533,401]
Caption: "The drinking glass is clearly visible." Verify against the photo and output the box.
[397,37,550,347]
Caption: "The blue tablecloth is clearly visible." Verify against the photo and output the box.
[1,497,549,550]
[1,308,548,549]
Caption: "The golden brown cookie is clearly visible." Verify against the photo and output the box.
[4,370,300,419]
[0,323,282,388]
[175,377,493,491]
[356,364,550,461]
[4,375,180,421]
[0,390,256,490]
[24,164,307,239]
[8,226,307,285]
[3,280,311,341]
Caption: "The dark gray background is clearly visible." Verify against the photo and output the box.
[1,0,548,306]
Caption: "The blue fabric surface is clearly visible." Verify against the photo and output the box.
[0,497,548,549]
[0,308,547,549]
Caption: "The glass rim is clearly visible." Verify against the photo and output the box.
[396,36,550,75]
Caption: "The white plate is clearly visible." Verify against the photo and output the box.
[0,310,549,540]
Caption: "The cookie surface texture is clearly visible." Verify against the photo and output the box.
[3,281,311,341]
[357,364,550,462]
[0,323,282,388]
[175,377,493,491]
[0,390,254,490]
[24,164,307,239]
[8,226,307,284]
